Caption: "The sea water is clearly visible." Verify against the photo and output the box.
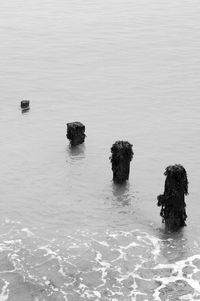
[0,0,200,300]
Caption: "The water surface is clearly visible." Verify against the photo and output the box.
[0,0,200,300]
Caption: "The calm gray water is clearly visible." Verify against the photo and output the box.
[1,0,200,300]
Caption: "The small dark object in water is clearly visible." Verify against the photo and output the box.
[157,164,189,230]
[66,122,86,146]
[110,141,134,184]
[21,100,30,109]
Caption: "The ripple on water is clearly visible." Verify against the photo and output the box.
[1,221,200,300]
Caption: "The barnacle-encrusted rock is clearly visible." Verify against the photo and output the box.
[66,122,86,146]
[110,141,134,184]
[157,164,188,230]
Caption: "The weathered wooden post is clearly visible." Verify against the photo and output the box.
[157,164,189,230]
[21,100,30,110]
[66,122,86,146]
[110,141,134,184]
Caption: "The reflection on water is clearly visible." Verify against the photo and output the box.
[21,108,30,114]
[112,182,132,207]
[66,144,85,161]
[158,227,189,263]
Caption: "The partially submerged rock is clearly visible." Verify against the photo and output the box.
[110,141,134,184]
[157,164,188,230]
[66,122,86,146]
[21,100,30,109]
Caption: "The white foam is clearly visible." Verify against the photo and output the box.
[59,265,66,276]
[0,280,9,301]
[38,245,57,257]
[149,236,161,261]
[4,239,21,245]
[95,250,111,284]
[107,232,118,238]
[2,226,199,301]
[95,240,109,247]
[21,228,34,237]
[180,294,197,300]
[0,244,12,252]
[152,254,200,301]
[120,241,140,250]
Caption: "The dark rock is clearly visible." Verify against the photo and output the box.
[110,141,133,184]
[66,122,86,146]
[21,100,30,109]
[157,164,188,230]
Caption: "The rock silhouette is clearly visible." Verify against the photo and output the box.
[110,141,133,184]
[21,100,30,109]
[157,164,188,230]
[66,122,86,146]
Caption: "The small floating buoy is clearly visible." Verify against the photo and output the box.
[157,164,189,230]
[110,141,134,184]
[66,122,86,146]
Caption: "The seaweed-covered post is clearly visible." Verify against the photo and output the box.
[157,164,189,230]
[110,141,134,184]
[66,122,86,146]
[21,100,30,110]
